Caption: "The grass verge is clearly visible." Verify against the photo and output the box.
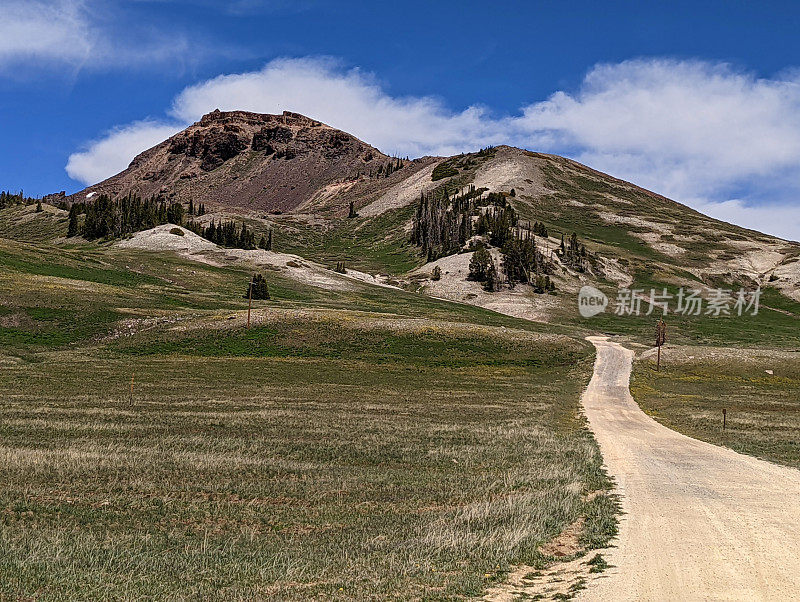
[631,346,800,468]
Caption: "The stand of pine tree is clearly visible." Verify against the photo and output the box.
[416,187,555,293]
[558,232,591,272]
[186,219,257,250]
[0,190,36,209]
[411,185,489,259]
[67,193,185,240]
[501,233,549,287]
[187,200,207,217]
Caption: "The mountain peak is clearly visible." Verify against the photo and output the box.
[67,109,392,213]
[196,108,329,129]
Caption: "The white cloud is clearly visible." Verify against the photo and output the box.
[67,57,510,185]
[0,0,195,72]
[169,57,507,157]
[515,59,800,241]
[66,120,182,184]
[519,59,800,201]
[66,56,800,240]
[694,199,800,242]
[0,0,94,67]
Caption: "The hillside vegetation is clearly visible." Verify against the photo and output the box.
[0,221,616,600]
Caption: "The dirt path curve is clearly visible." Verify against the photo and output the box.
[580,337,800,601]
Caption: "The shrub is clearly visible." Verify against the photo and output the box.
[169,227,185,236]
[431,266,442,281]
[431,161,459,181]
[246,273,270,300]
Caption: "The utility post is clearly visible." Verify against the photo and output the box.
[655,319,667,371]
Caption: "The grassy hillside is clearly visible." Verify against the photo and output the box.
[0,224,616,600]
[0,229,585,357]
[260,205,422,275]
[0,203,69,242]
[555,282,800,350]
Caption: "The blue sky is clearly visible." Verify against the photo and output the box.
[2,0,800,239]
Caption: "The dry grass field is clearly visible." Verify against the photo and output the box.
[0,229,617,600]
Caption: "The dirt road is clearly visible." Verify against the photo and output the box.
[580,337,800,601]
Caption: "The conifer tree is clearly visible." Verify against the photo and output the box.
[469,246,492,282]
[167,203,185,226]
[246,273,270,300]
[483,258,501,292]
[67,205,80,237]
[501,236,539,286]
[184,218,257,250]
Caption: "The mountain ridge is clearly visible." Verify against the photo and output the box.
[62,109,794,242]
[51,109,800,308]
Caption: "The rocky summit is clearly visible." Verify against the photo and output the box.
[66,110,394,213]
